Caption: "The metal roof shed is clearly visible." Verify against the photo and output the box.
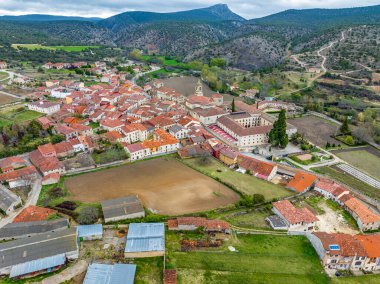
[124,223,165,258]
[77,224,103,240]
[83,263,136,284]
[10,254,66,278]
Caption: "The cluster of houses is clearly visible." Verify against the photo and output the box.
[42,61,87,70]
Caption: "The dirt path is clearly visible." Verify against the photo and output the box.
[315,203,358,235]
[37,260,88,284]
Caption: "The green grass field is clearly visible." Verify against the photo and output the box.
[166,232,328,284]
[221,209,272,229]
[0,106,42,124]
[134,257,163,284]
[313,166,380,202]
[11,44,100,52]
[181,157,293,201]
[0,71,9,80]
[334,149,380,180]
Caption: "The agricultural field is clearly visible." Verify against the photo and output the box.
[0,93,18,107]
[11,44,100,52]
[331,146,380,180]
[65,157,239,215]
[166,232,328,284]
[313,166,380,202]
[160,76,237,102]
[0,71,9,81]
[181,157,294,201]
[0,105,42,126]
[288,115,340,147]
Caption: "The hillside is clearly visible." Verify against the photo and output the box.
[99,4,245,32]
[253,5,380,28]
[0,4,379,70]
[0,14,101,22]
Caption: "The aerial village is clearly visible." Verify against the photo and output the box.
[0,58,380,284]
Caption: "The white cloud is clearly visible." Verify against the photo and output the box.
[0,0,378,19]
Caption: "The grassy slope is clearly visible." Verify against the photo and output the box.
[11,44,99,52]
[166,232,328,284]
[334,150,380,180]
[0,106,43,123]
[181,157,293,201]
[313,166,380,202]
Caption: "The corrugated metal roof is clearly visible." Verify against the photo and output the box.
[0,228,77,269]
[0,185,20,212]
[83,263,136,284]
[127,223,164,238]
[10,254,65,278]
[77,224,103,238]
[101,195,144,220]
[0,219,69,239]
[125,223,165,253]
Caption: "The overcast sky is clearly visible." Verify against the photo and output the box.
[0,0,378,19]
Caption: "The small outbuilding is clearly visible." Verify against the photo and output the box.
[101,195,145,223]
[83,263,136,284]
[77,224,103,241]
[10,254,66,279]
[124,223,165,258]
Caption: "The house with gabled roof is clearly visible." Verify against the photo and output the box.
[272,200,318,231]
[237,155,277,181]
[286,171,318,193]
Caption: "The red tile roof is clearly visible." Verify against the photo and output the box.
[313,232,367,257]
[287,171,318,193]
[273,200,318,225]
[13,205,57,223]
[357,234,380,258]
[0,166,37,182]
[38,143,56,157]
[237,155,276,178]
[344,197,380,224]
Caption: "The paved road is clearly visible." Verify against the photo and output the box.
[0,178,41,228]
[132,65,161,84]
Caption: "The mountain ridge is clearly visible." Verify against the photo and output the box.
[0,14,102,22]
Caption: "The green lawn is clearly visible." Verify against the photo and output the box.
[221,209,272,229]
[0,71,9,80]
[181,157,293,201]
[313,166,380,202]
[11,44,100,52]
[134,257,163,284]
[0,106,42,123]
[334,149,380,180]
[166,232,328,284]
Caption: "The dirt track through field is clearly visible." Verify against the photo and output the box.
[65,158,239,215]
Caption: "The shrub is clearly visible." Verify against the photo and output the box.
[77,206,100,225]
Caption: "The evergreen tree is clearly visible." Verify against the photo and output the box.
[340,117,350,135]
[269,109,288,148]
[231,98,236,112]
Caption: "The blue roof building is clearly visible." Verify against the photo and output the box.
[124,223,165,258]
[83,263,136,284]
[77,224,103,241]
[10,254,66,278]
